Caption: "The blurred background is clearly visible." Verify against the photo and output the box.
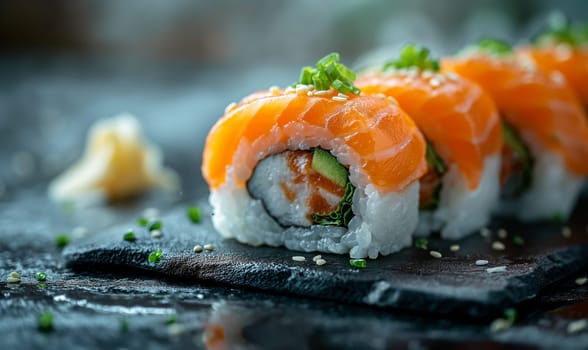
[0,0,586,200]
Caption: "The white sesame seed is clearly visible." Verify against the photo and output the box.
[555,44,573,60]
[72,226,89,239]
[446,72,460,82]
[307,91,314,96]
[430,250,442,259]
[224,102,237,114]
[312,255,322,262]
[332,96,348,102]
[480,227,491,237]
[476,259,489,266]
[486,266,507,273]
[9,272,20,279]
[143,208,159,220]
[7,272,20,283]
[337,92,347,98]
[269,85,280,95]
[407,68,419,78]
[375,93,387,99]
[296,84,311,94]
[292,256,306,262]
[492,241,506,251]
[193,245,203,253]
[151,230,162,238]
[575,277,587,286]
[497,229,508,239]
[567,319,587,334]
[315,259,327,266]
[562,227,572,238]
[313,90,330,96]
[422,70,434,79]
[204,244,214,251]
[490,318,513,332]
[429,78,441,87]
[285,86,296,94]
[450,244,460,252]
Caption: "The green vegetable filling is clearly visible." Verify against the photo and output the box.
[383,45,440,72]
[421,141,446,211]
[312,182,355,228]
[502,122,533,196]
[297,52,360,94]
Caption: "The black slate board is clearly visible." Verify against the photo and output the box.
[64,196,588,318]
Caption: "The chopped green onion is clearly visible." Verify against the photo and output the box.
[148,220,163,231]
[148,249,163,263]
[349,258,367,269]
[473,38,513,56]
[187,206,201,223]
[55,235,70,248]
[512,235,525,247]
[123,230,136,242]
[35,272,47,282]
[296,52,360,95]
[503,308,517,323]
[165,315,177,325]
[415,238,429,250]
[120,318,129,333]
[38,311,54,333]
[383,45,440,72]
[137,217,149,227]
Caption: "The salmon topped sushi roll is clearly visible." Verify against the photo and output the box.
[516,19,588,108]
[202,53,427,258]
[443,39,588,221]
[356,45,502,239]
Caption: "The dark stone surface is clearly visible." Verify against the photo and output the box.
[63,196,588,319]
[2,58,588,349]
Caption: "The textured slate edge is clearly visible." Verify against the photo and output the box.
[64,241,588,318]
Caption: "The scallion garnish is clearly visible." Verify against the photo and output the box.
[148,249,163,263]
[349,258,367,269]
[137,217,149,227]
[187,206,201,223]
[513,235,525,247]
[415,238,429,250]
[383,45,440,72]
[297,52,360,95]
[148,220,162,232]
[55,234,70,248]
[35,272,47,282]
[165,315,177,325]
[123,230,136,242]
[473,38,513,56]
[38,311,54,333]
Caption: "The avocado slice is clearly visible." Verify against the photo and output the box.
[311,148,348,187]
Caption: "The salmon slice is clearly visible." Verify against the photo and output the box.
[516,45,588,108]
[356,70,502,190]
[442,53,588,176]
[202,88,427,193]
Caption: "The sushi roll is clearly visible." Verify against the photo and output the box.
[516,19,588,108]
[356,45,502,239]
[443,39,588,221]
[202,53,427,259]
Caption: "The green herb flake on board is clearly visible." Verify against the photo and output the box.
[148,249,163,263]
[349,259,367,269]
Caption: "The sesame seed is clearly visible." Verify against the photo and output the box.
[497,229,508,239]
[7,271,20,283]
[375,93,387,99]
[225,102,239,114]
[567,319,587,334]
[562,227,572,238]
[332,96,348,102]
[492,241,506,251]
[429,250,442,259]
[307,91,314,96]
[337,93,347,98]
[296,84,311,94]
[313,90,330,96]
[292,256,306,262]
[422,70,434,79]
[315,259,327,266]
[480,227,491,237]
[193,245,203,253]
[429,78,441,87]
[486,266,507,273]
[312,255,322,262]
[575,277,587,286]
[203,244,214,251]
[285,86,296,94]
[143,208,160,220]
[407,68,419,78]
[490,318,513,332]
[450,244,460,252]
[269,86,280,95]
[476,260,489,266]
[446,72,459,82]
[151,230,162,238]
[555,44,573,60]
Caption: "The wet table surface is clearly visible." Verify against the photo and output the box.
[1,58,588,349]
